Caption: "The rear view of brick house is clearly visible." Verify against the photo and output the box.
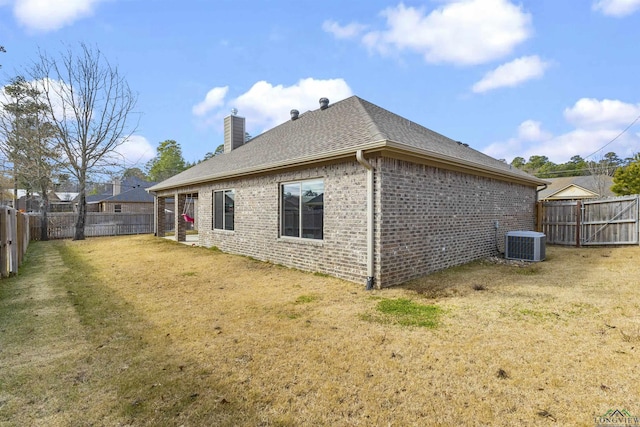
[148,96,546,288]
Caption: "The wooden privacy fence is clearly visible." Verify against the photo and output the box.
[29,212,178,240]
[539,195,640,246]
[0,206,30,277]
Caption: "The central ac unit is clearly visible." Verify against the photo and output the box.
[505,231,546,262]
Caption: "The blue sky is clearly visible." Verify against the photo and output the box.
[1,0,640,172]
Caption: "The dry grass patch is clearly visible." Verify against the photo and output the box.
[1,237,640,426]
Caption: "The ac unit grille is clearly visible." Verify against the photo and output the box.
[505,231,545,262]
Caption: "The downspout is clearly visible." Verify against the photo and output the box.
[536,184,548,199]
[356,150,375,290]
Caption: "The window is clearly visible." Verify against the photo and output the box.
[114,204,122,213]
[213,190,234,230]
[281,179,323,239]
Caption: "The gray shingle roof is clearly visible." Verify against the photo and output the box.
[87,177,157,203]
[101,187,155,203]
[149,96,544,192]
[122,176,156,189]
[538,175,615,200]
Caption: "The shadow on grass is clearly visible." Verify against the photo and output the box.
[57,241,261,426]
[398,256,547,299]
[1,240,259,426]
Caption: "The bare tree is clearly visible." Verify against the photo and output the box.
[30,43,137,240]
[587,152,621,198]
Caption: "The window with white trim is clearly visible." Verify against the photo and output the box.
[213,189,234,230]
[114,204,122,213]
[281,179,324,239]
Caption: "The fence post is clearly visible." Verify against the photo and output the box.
[9,208,18,275]
[0,207,7,278]
[576,200,582,248]
[637,194,640,246]
[17,211,23,266]
[536,202,543,232]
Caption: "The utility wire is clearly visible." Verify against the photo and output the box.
[584,112,640,160]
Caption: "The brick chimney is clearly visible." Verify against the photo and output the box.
[224,109,246,154]
[113,178,121,196]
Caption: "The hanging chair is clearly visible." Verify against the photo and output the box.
[182,195,194,223]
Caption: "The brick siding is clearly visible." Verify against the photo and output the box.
[376,158,536,286]
[197,161,369,284]
[155,157,537,288]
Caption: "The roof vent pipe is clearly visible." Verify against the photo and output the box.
[319,97,329,110]
[290,109,299,120]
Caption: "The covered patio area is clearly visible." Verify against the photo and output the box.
[153,192,198,245]
[163,233,199,246]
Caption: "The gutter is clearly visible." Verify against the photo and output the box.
[381,140,550,187]
[536,184,549,199]
[356,150,375,290]
[146,144,379,193]
[148,139,546,193]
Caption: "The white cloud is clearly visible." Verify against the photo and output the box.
[12,0,105,32]
[517,120,552,142]
[484,98,640,163]
[193,78,353,132]
[192,86,228,117]
[322,20,367,39]
[593,0,640,16]
[564,98,640,129]
[113,134,155,166]
[1,78,75,120]
[472,55,550,93]
[32,78,78,119]
[328,0,532,66]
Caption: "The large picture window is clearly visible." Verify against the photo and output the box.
[281,179,324,239]
[213,189,234,230]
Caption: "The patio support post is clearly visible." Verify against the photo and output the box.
[175,193,186,242]
[155,196,165,237]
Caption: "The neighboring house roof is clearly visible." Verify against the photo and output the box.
[149,96,546,192]
[538,175,615,200]
[8,189,36,199]
[86,193,107,204]
[100,186,155,203]
[121,176,156,189]
[54,192,79,202]
[87,177,157,204]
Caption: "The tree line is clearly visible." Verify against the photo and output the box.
[510,152,640,195]
[509,152,638,178]
[142,136,248,182]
